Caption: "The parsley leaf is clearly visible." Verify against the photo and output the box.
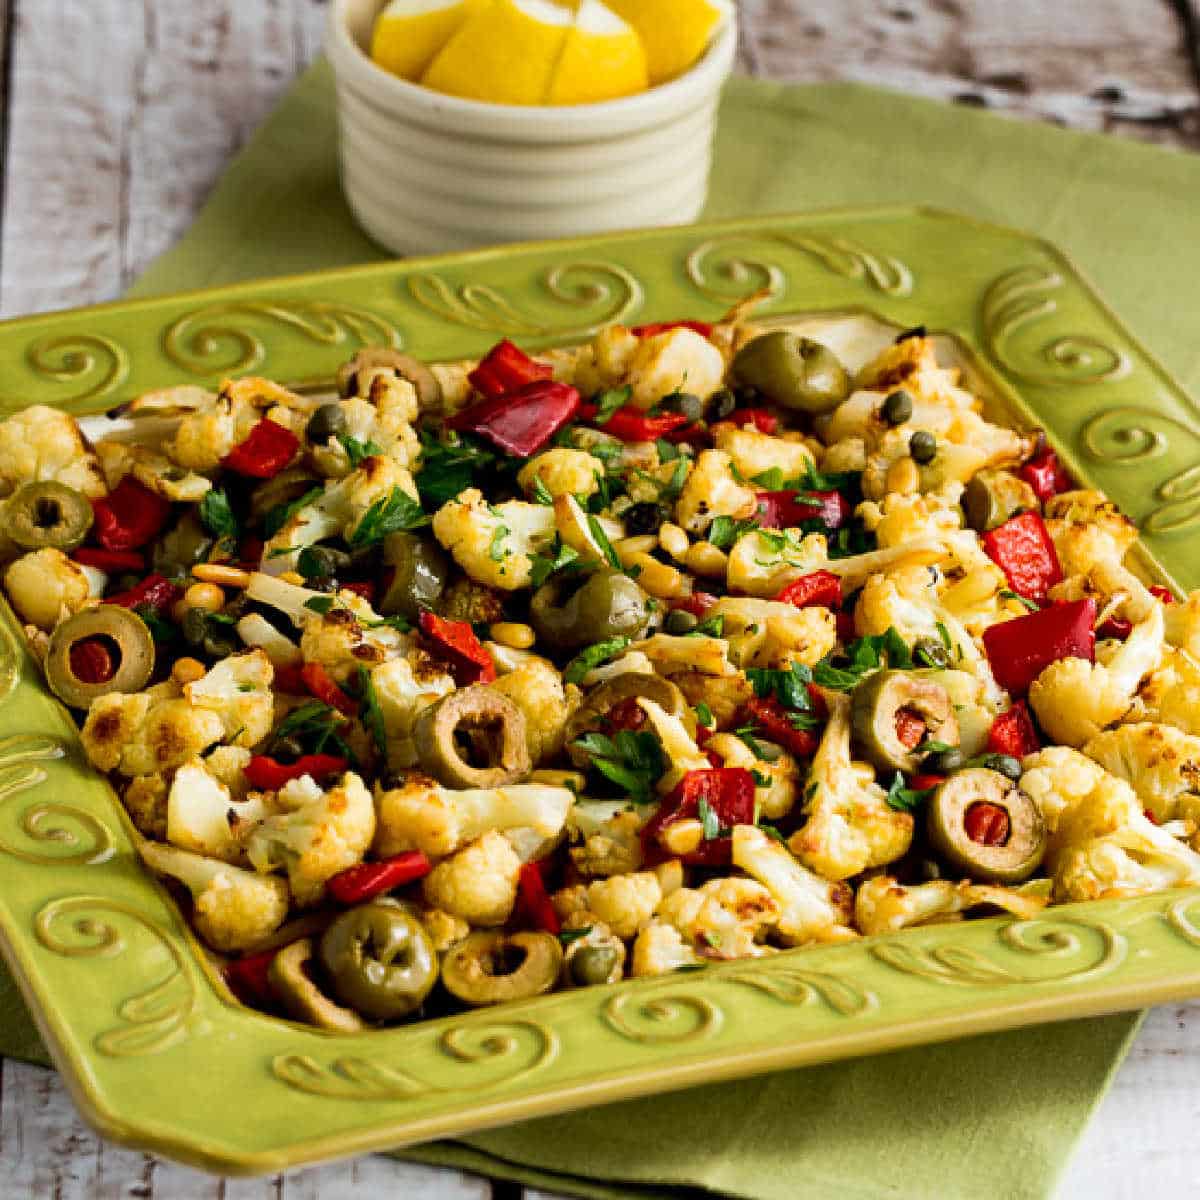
[488,522,510,562]
[531,477,555,506]
[262,486,322,539]
[758,822,787,844]
[684,614,726,638]
[558,926,593,946]
[415,429,494,509]
[563,636,631,684]
[746,661,813,710]
[708,515,760,550]
[337,433,384,469]
[591,386,631,425]
[572,730,664,804]
[695,701,715,728]
[812,627,913,690]
[348,487,429,546]
[1000,588,1039,612]
[355,665,388,762]
[655,437,682,463]
[750,768,772,788]
[529,539,581,589]
[586,514,623,571]
[698,797,721,841]
[271,700,355,763]
[304,595,336,616]
[199,488,239,540]
[885,771,937,813]
[134,604,178,645]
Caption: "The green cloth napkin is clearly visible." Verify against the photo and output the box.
[9,61,1200,1197]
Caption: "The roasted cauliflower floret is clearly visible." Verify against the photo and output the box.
[183,649,274,748]
[1044,490,1138,575]
[726,528,827,598]
[369,653,456,769]
[854,876,1047,936]
[856,486,965,551]
[674,450,758,535]
[788,692,913,879]
[165,759,271,862]
[139,841,289,954]
[122,774,168,840]
[1083,723,1200,827]
[568,807,645,877]
[625,327,725,410]
[705,733,799,820]
[569,324,639,397]
[630,920,700,976]
[732,824,855,946]
[490,657,576,765]
[0,405,105,498]
[1164,590,1200,658]
[297,591,405,684]
[712,426,813,482]
[432,488,556,591]
[4,548,91,630]
[1136,646,1200,738]
[245,772,376,906]
[81,688,226,778]
[657,877,780,959]
[517,449,605,499]
[421,830,522,926]
[373,775,573,859]
[709,596,837,670]
[583,871,663,939]
[1029,604,1163,746]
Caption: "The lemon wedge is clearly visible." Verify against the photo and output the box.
[547,0,648,104]
[603,0,728,85]
[370,0,488,81]
[422,0,573,105]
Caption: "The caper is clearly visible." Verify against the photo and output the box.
[881,389,914,426]
[663,392,704,422]
[7,482,94,552]
[380,532,450,620]
[623,501,669,537]
[731,332,849,414]
[913,636,950,669]
[569,944,621,988]
[44,606,155,709]
[981,753,1023,782]
[709,388,738,420]
[202,630,239,660]
[925,747,966,774]
[664,608,699,635]
[909,431,937,464]
[181,606,210,647]
[305,403,348,445]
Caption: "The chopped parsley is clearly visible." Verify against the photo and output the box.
[531,477,555,506]
[198,487,239,541]
[530,538,582,588]
[708,515,760,550]
[1000,588,1039,612]
[488,521,510,562]
[355,665,388,762]
[563,636,631,684]
[271,700,355,762]
[591,386,631,425]
[558,926,594,946]
[655,437,682,463]
[304,595,337,616]
[695,701,715,728]
[348,487,429,546]
[337,433,384,469]
[746,661,813,711]
[812,627,913,690]
[683,614,726,638]
[262,486,322,538]
[750,768,773,788]
[572,730,664,804]
[415,429,494,509]
[586,514,623,571]
[134,604,178,645]
[885,771,937,813]
[698,797,722,841]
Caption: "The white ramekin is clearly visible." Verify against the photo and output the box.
[325,0,737,255]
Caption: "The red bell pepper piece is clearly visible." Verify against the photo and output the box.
[670,592,719,618]
[340,580,376,603]
[739,696,821,759]
[223,947,278,1010]
[909,772,946,793]
[986,701,1041,759]
[300,661,360,717]
[69,637,116,685]
[517,861,562,935]
[107,573,182,613]
[895,707,927,750]
[1020,448,1072,502]
[836,609,857,641]
[418,611,496,684]
[245,753,348,791]
[756,490,850,532]
[273,663,307,694]
[630,320,714,339]
[981,510,1063,604]
[774,570,843,610]
[223,419,300,479]
[576,403,689,442]
[468,339,554,399]
[446,380,581,458]
[642,767,757,867]
[728,408,778,434]
[92,476,172,551]
[327,851,433,906]
[72,547,145,573]
[1097,614,1132,640]
[965,802,1010,846]
[982,598,1096,696]
[1150,585,1175,605]
[238,536,265,569]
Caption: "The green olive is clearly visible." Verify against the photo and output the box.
[441,930,562,1006]
[530,569,649,652]
[663,392,704,422]
[267,938,366,1032]
[730,332,849,415]
[151,511,214,582]
[881,389,914,426]
[909,431,938,464]
[564,672,685,769]
[337,348,444,413]
[926,768,1047,884]
[380,532,450,620]
[249,467,320,524]
[7,482,93,552]
[664,608,699,635]
[414,684,531,789]
[44,606,155,709]
[305,403,349,445]
[297,544,351,582]
[850,670,959,774]
[317,904,438,1022]
[961,470,1038,533]
[565,941,623,988]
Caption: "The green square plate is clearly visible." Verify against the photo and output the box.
[1,206,1199,1175]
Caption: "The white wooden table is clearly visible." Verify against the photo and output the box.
[0,1,1198,1196]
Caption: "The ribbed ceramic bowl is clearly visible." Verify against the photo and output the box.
[325,0,737,254]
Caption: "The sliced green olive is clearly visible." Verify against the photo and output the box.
[7,482,93,552]
[380,532,450,620]
[926,768,1047,884]
[337,348,443,413]
[730,332,849,415]
[441,930,562,1006]
[850,669,959,774]
[305,403,349,445]
[317,904,438,1022]
[530,569,649,652]
[267,938,366,1032]
[962,469,1038,533]
[249,467,320,524]
[151,511,214,582]
[414,685,531,788]
[564,672,685,769]
[45,606,155,709]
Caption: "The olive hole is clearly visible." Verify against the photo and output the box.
[33,497,64,529]
[485,943,528,979]
[452,716,505,770]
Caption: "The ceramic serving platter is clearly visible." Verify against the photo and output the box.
[1,206,1199,1175]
